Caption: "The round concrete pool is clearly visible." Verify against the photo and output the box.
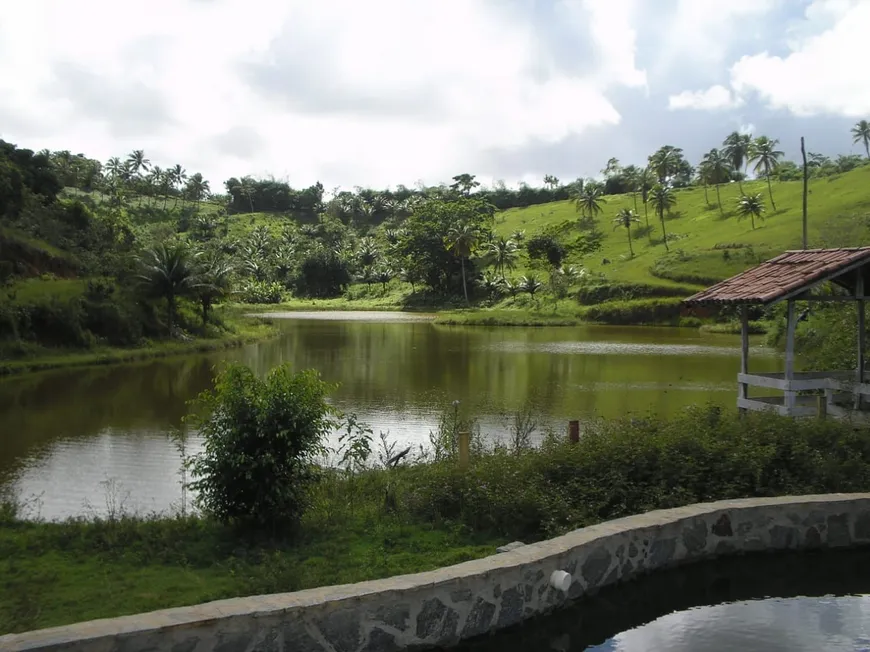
[454,547,870,651]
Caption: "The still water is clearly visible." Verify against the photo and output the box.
[456,548,870,652]
[0,312,778,519]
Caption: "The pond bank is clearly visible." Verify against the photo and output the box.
[0,314,278,378]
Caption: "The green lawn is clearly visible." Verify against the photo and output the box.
[496,166,870,287]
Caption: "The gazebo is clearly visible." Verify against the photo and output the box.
[683,247,870,419]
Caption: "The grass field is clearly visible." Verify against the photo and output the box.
[495,166,870,287]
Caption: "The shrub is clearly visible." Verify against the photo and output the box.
[239,280,284,304]
[293,249,351,298]
[580,297,684,325]
[187,363,336,533]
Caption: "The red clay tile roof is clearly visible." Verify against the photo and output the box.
[683,247,870,305]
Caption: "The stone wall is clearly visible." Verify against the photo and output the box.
[4,494,870,652]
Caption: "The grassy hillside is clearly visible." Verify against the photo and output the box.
[495,166,870,288]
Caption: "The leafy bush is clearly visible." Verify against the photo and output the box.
[580,297,684,325]
[292,249,351,298]
[239,280,284,304]
[405,407,870,541]
[576,282,696,305]
[187,363,336,533]
[525,234,565,268]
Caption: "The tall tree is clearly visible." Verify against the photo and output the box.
[601,157,621,178]
[699,148,730,217]
[446,222,480,304]
[749,136,784,210]
[638,167,655,239]
[543,174,560,190]
[126,150,151,207]
[195,251,234,325]
[170,164,188,210]
[187,173,211,212]
[723,131,752,192]
[233,176,256,214]
[622,164,641,212]
[736,193,765,230]
[852,120,870,159]
[613,208,640,257]
[136,243,202,334]
[449,173,480,196]
[574,183,606,224]
[648,184,676,251]
[486,237,519,281]
[648,145,684,185]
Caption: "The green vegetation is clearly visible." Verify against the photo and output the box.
[4,399,870,634]
[4,120,870,370]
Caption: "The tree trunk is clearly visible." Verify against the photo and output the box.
[461,258,469,304]
[249,196,255,214]
[201,296,211,325]
[632,192,638,213]
[766,175,777,211]
[715,184,723,217]
[162,194,168,211]
[643,202,651,242]
[660,208,669,251]
[703,183,709,204]
[167,294,176,335]
[627,228,633,257]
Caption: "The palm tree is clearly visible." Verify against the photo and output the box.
[487,237,518,281]
[136,243,202,334]
[374,265,394,293]
[170,165,187,210]
[233,177,256,214]
[736,193,765,230]
[749,136,784,210]
[195,252,234,325]
[574,183,606,226]
[187,173,210,212]
[622,165,640,212]
[700,148,730,216]
[723,131,752,192]
[479,271,503,298]
[126,150,151,206]
[638,167,655,238]
[852,120,870,159]
[510,229,526,243]
[446,222,480,304]
[519,275,543,300]
[648,184,676,251]
[648,145,684,184]
[613,208,640,257]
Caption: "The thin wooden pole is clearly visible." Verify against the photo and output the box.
[801,137,808,250]
[568,420,580,444]
[785,300,797,412]
[739,304,749,415]
[458,431,470,469]
[856,273,865,410]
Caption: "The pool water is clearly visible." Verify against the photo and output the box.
[454,548,870,652]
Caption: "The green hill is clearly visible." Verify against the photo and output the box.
[495,165,870,290]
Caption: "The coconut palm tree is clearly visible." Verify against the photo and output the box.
[374,265,394,293]
[622,165,641,212]
[195,252,234,325]
[233,176,256,214]
[700,148,730,217]
[136,243,202,334]
[613,208,640,257]
[487,237,519,281]
[736,193,765,230]
[638,167,655,239]
[723,131,752,192]
[574,183,606,227]
[187,173,211,212]
[648,184,676,251]
[852,120,870,159]
[648,145,683,185]
[170,165,187,210]
[479,271,503,298]
[749,136,784,210]
[510,229,526,243]
[519,274,543,300]
[446,222,480,304]
[126,150,151,206]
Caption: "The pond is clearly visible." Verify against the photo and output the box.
[454,547,870,652]
[0,312,779,520]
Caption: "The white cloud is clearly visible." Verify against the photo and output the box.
[729,0,870,117]
[668,85,743,111]
[0,0,644,190]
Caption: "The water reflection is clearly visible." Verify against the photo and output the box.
[0,315,779,519]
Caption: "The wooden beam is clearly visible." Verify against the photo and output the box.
[791,294,870,303]
[857,273,865,410]
[739,304,749,413]
[801,136,808,250]
[785,300,797,412]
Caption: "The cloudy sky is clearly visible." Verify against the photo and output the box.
[1,0,868,192]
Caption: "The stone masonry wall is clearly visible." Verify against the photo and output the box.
[4,494,870,652]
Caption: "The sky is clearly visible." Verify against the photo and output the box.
[1,0,869,193]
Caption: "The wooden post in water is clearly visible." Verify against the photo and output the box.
[458,431,470,469]
[568,420,580,444]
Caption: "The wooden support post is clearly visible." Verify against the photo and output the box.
[801,136,808,250]
[568,420,580,444]
[857,274,865,410]
[739,304,749,415]
[784,300,797,413]
[458,431,470,469]
[818,394,827,420]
